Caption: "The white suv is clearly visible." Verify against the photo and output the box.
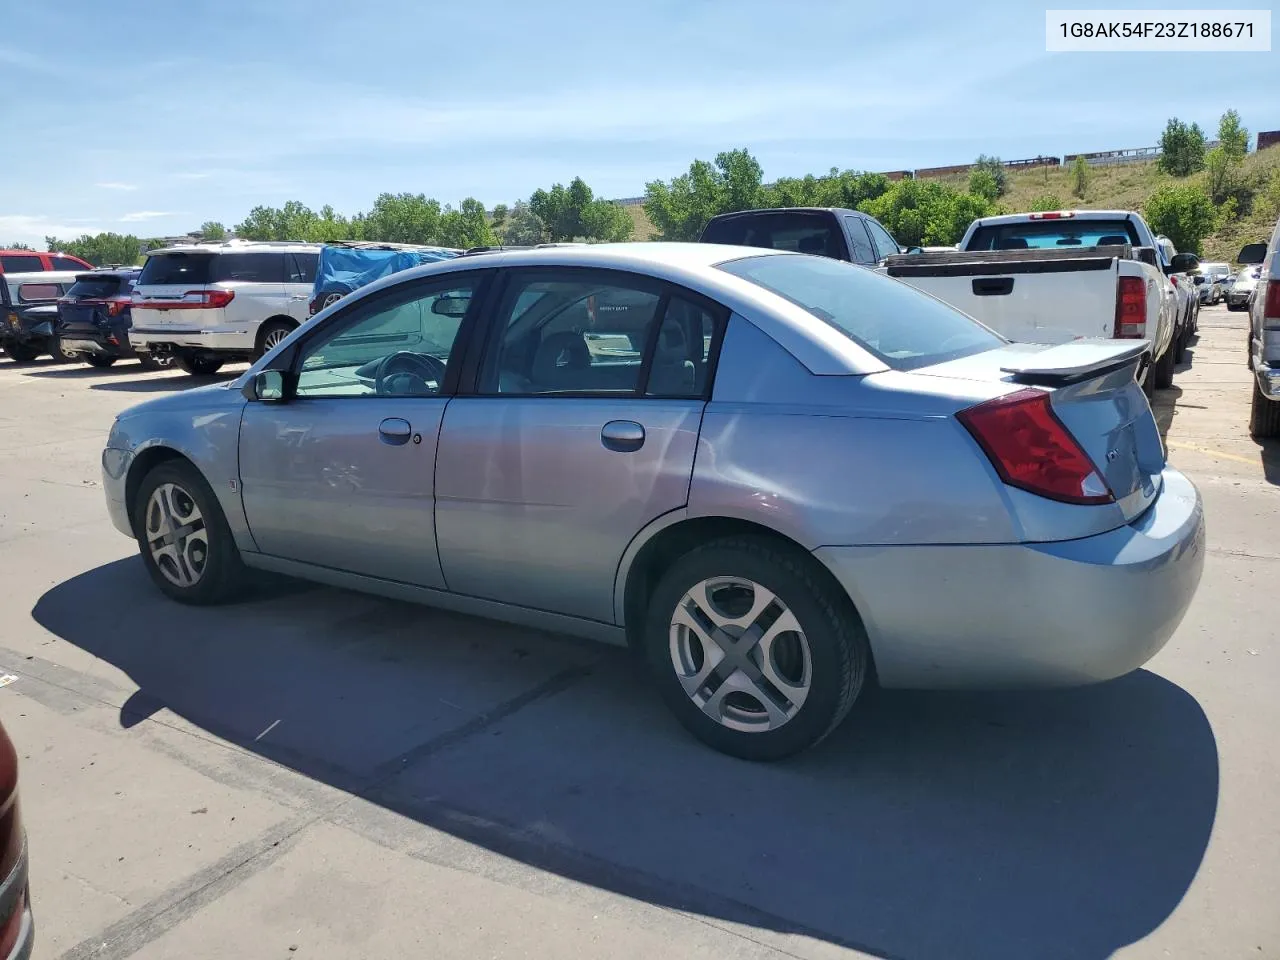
[130,240,320,375]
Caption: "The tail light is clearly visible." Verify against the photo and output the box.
[105,296,131,316]
[131,289,235,310]
[1028,211,1075,220]
[1265,278,1280,324]
[957,388,1114,505]
[1114,276,1147,338]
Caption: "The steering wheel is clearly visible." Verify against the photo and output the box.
[374,351,447,396]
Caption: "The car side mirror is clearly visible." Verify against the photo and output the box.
[904,246,924,255]
[1169,253,1200,273]
[1237,242,1268,265]
[243,369,291,402]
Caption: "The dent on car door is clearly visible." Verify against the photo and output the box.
[237,272,487,587]
[434,268,726,623]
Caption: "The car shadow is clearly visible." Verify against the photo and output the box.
[22,363,146,379]
[89,372,241,393]
[32,559,1220,960]
[1150,383,1182,444]
[1256,437,1280,485]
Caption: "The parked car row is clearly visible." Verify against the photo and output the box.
[1237,222,1280,437]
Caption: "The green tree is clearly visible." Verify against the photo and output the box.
[44,232,144,265]
[500,202,546,245]
[437,198,496,249]
[1204,146,1242,205]
[199,221,227,241]
[973,155,1008,196]
[859,179,993,247]
[1144,184,1216,254]
[491,204,509,232]
[1029,193,1063,212]
[2,242,34,250]
[1157,118,1207,176]
[1071,156,1090,198]
[968,168,1000,202]
[528,178,632,243]
[643,148,766,240]
[1217,108,1249,161]
[359,193,441,244]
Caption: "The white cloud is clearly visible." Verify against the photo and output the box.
[173,171,212,181]
[95,182,137,191]
[0,214,111,249]
[119,211,179,222]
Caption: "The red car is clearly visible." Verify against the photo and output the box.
[0,720,31,959]
[0,249,91,274]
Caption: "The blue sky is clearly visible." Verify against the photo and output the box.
[2,0,1275,248]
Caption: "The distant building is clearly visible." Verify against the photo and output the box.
[1259,130,1280,151]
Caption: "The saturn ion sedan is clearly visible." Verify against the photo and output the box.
[100,243,1205,760]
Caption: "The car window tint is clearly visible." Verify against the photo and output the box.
[138,253,215,285]
[967,220,1141,250]
[844,217,876,264]
[482,272,663,395]
[67,276,125,298]
[718,253,1002,371]
[214,252,288,283]
[17,283,62,301]
[295,279,476,398]
[646,297,719,398]
[863,218,901,260]
[1,255,43,273]
[288,252,318,284]
[52,256,88,271]
[702,212,845,259]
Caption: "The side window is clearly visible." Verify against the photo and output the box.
[864,218,901,261]
[481,271,664,395]
[215,253,288,283]
[844,217,877,264]
[52,256,87,271]
[646,297,720,398]
[1,255,42,273]
[288,252,318,284]
[295,277,477,399]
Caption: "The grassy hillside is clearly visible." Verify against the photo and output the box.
[623,148,1280,259]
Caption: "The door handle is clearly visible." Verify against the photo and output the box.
[972,277,1014,296]
[378,417,413,446]
[601,420,645,452]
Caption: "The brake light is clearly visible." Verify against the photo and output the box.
[106,296,131,316]
[957,388,1114,505]
[1265,279,1280,323]
[1028,211,1075,220]
[1114,276,1147,338]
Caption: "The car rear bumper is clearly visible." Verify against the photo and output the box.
[815,467,1205,689]
[57,334,129,358]
[1254,364,1280,401]
[129,327,254,353]
[0,835,33,960]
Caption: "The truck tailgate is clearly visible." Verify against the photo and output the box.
[886,247,1126,344]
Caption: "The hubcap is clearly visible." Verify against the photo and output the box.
[669,577,812,733]
[322,293,344,309]
[144,483,209,588]
[263,327,290,349]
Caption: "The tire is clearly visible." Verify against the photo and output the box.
[4,344,39,363]
[86,355,118,369]
[131,460,245,605]
[255,319,296,360]
[49,338,75,363]
[643,536,868,761]
[1249,378,1280,438]
[1174,326,1188,365]
[177,354,224,376]
[1153,341,1176,389]
[138,353,174,371]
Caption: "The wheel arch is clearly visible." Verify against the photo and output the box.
[124,445,197,533]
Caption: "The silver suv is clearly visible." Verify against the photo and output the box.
[130,240,320,375]
[1239,218,1280,437]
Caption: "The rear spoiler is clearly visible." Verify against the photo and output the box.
[886,244,1137,278]
[1000,339,1149,385]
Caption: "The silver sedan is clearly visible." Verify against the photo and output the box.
[100,243,1205,760]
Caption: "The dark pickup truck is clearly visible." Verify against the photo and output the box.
[699,207,912,265]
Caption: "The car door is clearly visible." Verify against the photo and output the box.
[238,270,488,587]
[434,267,726,623]
[285,251,319,323]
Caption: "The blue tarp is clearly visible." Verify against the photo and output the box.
[312,245,460,300]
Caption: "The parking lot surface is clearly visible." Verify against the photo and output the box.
[1,302,1277,960]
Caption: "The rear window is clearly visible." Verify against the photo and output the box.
[702,213,845,259]
[1,255,43,273]
[138,253,215,286]
[16,282,63,302]
[718,253,1002,371]
[67,276,130,298]
[966,219,1141,251]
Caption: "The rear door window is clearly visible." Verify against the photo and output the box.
[1,255,43,273]
[843,217,877,264]
[288,252,319,284]
[702,212,849,260]
[214,253,288,283]
[138,253,215,286]
[863,218,901,260]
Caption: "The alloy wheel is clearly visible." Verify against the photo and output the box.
[144,482,209,588]
[263,327,290,349]
[669,577,812,733]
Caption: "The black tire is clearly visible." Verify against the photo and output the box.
[1174,327,1188,365]
[131,460,245,605]
[254,319,296,360]
[138,353,174,371]
[643,536,868,761]
[49,338,75,363]
[1153,340,1176,389]
[86,355,118,369]
[1249,378,1280,438]
[177,354,224,376]
[4,344,39,363]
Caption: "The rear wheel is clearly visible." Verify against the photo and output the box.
[644,536,868,761]
[1174,326,1188,365]
[4,344,39,363]
[255,319,296,359]
[177,354,224,376]
[1248,378,1280,438]
[132,460,245,604]
[1153,341,1176,389]
[85,355,118,369]
[49,338,74,363]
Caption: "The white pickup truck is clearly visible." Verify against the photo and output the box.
[885,210,1198,393]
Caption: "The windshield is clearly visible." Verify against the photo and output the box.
[138,253,215,286]
[718,253,1002,370]
[966,219,1141,251]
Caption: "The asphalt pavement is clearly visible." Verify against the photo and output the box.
[0,302,1276,960]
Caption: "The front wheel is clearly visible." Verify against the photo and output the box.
[177,354,224,376]
[644,537,868,761]
[132,460,245,604]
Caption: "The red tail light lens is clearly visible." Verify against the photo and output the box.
[957,388,1114,505]
[189,289,235,308]
[1115,276,1147,338]
[1265,279,1280,323]
[106,296,131,316]
[1028,211,1074,220]
[130,289,235,310]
